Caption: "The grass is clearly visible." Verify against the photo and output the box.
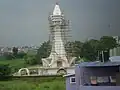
[0,78,65,90]
[0,57,66,90]
[0,56,6,60]
[0,59,25,67]
[0,59,26,69]
[0,59,28,73]
[0,59,41,72]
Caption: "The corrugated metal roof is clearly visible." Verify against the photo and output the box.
[78,61,120,67]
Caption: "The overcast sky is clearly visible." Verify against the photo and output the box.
[0,0,120,46]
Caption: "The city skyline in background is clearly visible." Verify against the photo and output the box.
[0,0,120,46]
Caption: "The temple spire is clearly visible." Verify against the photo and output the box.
[53,2,61,15]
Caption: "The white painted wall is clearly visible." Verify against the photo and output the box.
[66,68,75,74]
[47,69,58,75]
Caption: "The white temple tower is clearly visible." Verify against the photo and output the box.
[14,3,76,76]
[42,3,76,68]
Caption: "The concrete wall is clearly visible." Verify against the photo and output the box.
[65,75,76,90]
[47,69,58,75]
[27,66,75,76]
[38,68,58,75]
[75,66,81,90]
[47,67,75,75]
[66,67,75,74]
[51,63,57,68]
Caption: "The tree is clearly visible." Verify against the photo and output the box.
[80,41,97,61]
[65,41,83,57]
[99,36,117,51]
[98,36,118,61]
[72,41,83,57]
[0,64,11,77]
[36,41,52,65]
[24,55,36,65]
[88,39,99,50]
[24,49,37,65]
[12,47,18,58]
[17,52,27,59]
[88,39,100,60]
[3,52,14,60]
[24,41,51,65]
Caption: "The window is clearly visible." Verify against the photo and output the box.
[70,77,76,84]
[90,76,97,84]
[89,76,116,86]
[97,76,109,83]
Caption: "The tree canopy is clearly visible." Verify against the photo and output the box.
[0,64,11,77]
[99,36,117,51]
[12,47,18,57]
[25,36,118,65]
[80,41,97,61]
[35,41,51,65]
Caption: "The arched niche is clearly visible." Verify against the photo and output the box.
[57,68,67,75]
[18,68,30,76]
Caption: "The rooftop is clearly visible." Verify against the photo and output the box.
[78,61,120,67]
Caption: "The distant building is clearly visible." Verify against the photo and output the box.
[2,47,12,53]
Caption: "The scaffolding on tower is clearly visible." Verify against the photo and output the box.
[48,13,74,62]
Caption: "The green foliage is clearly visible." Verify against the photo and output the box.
[88,39,100,51]
[0,77,65,90]
[0,64,11,77]
[24,48,38,65]
[99,36,117,51]
[16,52,27,59]
[80,36,118,61]
[0,56,6,60]
[23,36,119,64]
[12,47,18,57]
[96,36,118,61]
[3,51,27,60]
[3,52,14,60]
[36,41,51,64]
[0,59,26,73]
[24,55,37,65]
[81,41,97,61]
[65,41,83,58]
[81,39,99,61]
[35,36,117,62]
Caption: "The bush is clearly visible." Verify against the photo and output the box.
[3,53,14,60]
[16,52,27,59]
[0,64,11,80]
[24,55,38,65]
